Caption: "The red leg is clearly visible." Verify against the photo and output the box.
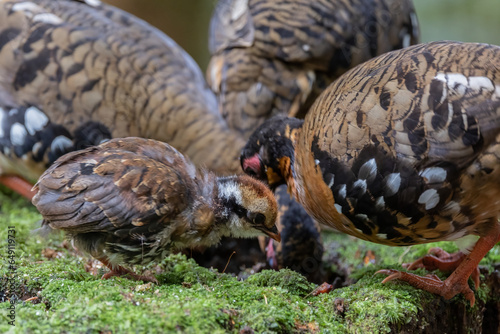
[403,248,480,288]
[0,175,37,200]
[266,238,279,270]
[98,257,158,283]
[377,228,500,306]
[404,248,465,271]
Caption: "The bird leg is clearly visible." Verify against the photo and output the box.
[0,175,37,201]
[266,238,279,270]
[403,248,480,289]
[377,228,500,307]
[97,257,158,283]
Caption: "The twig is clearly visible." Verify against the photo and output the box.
[222,251,236,274]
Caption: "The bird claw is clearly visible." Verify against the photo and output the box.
[401,248,480,289]
[375,269,401,283]
[376,268,475,307]
[0,175,37,200]
[405,248,465,271]
[403,258,424,270]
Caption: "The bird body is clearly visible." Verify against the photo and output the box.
[33,137,279,280]
[0,0,245,196]
[242,41,500,304]
[208,0,419,138]
[295,41,500,246]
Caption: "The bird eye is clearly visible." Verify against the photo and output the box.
[252,213,266,225]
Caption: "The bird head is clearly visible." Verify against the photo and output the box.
[216,175,280,242]
[240,115,303,190]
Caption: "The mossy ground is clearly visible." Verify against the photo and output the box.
[0,190,498,333]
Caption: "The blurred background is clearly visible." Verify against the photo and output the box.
[106,0,500,71]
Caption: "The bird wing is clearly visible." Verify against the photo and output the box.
[0,0,214,130]
[207,0,419,138]
[208,0,255,54]
[32,137,198,236]
[309,41,500,167]
[210,0,419,68]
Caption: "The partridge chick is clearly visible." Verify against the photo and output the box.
[241,41,500,305]
[33,137,279,282]
[0,0,245,199]
[207,0,419,138]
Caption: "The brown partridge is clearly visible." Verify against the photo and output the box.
[32,137,280,282]
[0,0,246,199]
[241,41,500,306]
[207,0,420,139]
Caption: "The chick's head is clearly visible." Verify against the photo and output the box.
[216,175,280,242]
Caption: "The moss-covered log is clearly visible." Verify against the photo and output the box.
[1,191,499,333]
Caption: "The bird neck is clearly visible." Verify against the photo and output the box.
[213,176,242,221]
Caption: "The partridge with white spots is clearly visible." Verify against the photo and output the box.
[241,41,500,305]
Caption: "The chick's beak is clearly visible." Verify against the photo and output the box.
[263,225,281,243]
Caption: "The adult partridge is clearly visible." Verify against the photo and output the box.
[241,41,500,305]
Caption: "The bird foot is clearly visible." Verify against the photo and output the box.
[403,247,464,270]
[266,238,279,270]
[402,247,480,288]
[376,269,475,307]
[100,265,158,283]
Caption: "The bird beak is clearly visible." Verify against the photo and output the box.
[242,153,263,178]
[264,225,281,243]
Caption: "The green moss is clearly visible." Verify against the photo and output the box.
[246,269,315,296]
[307,270,427,334]
[1,191,498,333]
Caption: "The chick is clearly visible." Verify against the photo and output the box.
[32,137,279,282]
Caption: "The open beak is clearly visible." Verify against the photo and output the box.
[263,225,281,243]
